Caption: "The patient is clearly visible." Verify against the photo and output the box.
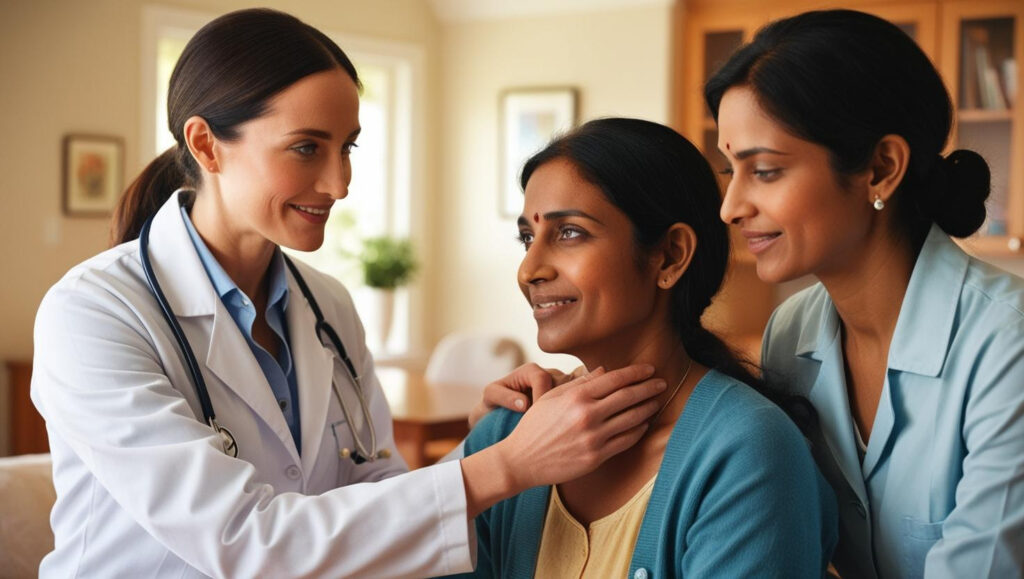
[454,118,837,578]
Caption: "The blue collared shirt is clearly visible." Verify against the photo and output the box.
[180,206,302,452]
[762,224,1024,578]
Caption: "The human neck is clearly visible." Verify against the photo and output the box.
[577,332,693,426]
[818,224,918,344]
[189,190,277,303]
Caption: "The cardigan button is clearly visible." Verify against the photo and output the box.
[634,568,649,579]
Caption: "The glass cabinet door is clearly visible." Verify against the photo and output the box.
[943,2,1024,255]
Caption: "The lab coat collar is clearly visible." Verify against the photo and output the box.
[147,191,302,462]
[285,260,335,474]
[147,190,219,318]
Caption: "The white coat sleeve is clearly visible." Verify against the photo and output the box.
[32,277,474,578]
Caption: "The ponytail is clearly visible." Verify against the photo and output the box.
[109,147,185,247]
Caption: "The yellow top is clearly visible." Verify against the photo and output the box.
[534,475,657,579]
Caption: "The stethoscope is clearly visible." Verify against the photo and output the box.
[138,212,391,464]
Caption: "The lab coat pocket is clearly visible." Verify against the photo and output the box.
[900,516,944,579]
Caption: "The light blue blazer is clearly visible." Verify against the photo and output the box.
[762,225,1024,579]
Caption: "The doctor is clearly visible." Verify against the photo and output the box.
[30,9,665,578]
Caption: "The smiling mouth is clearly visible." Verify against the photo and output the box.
[748,232,780,243]
[290,204,329,216]
[533,298,577,311]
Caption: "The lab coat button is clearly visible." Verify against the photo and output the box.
[285,465,301,480]
[634,568,649,579]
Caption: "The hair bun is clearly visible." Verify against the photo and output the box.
[928,149,991,238]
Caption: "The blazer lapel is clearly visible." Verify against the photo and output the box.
[861,373,895,480]
[803,306,870,507]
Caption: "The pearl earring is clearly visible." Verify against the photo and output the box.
[873,196,885,211]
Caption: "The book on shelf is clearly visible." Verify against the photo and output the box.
[975,45,1008,110]
[1002,58,1017,105]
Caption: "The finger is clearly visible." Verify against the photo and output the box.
[592,377,667,417]
[481,382,530,413]
[598,423,650,460]
[599,398,661,435]
[576,364,657,399]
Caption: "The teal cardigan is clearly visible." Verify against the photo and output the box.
[452,369,837,578]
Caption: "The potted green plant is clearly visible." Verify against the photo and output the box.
[358,236,418,290]
[357,236,417,349]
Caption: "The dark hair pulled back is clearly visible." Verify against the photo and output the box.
[704,9,990,241]
[110,8,360,246]
[521,118,787,406]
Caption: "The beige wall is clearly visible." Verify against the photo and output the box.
[0,0,441,453]
[434,5,672,370]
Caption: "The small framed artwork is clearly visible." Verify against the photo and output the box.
[499,87,578,218]
[62,134,124,217]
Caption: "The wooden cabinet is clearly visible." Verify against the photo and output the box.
[6,361,48,456]
[942,1,1024,256]
[672,0,1024,362]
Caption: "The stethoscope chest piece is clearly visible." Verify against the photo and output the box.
[339,448,392,464]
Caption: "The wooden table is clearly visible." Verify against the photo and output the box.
[376,367,480,469]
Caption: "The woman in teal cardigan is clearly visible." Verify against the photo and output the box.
[451,118,836,578]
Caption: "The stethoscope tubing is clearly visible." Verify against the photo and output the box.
[138,212,380,462]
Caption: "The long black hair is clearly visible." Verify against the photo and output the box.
[521,118,781,404]
[705,9,990,243]
[110,8,360,246]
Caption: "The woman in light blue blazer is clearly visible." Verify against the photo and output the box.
[704,9,1024,579]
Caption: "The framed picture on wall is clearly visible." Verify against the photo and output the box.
[62,134,124,217]
[499,87,578,218]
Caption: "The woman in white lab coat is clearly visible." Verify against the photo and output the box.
[30,9,665,578]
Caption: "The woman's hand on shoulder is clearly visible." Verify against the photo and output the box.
[468,364,587,428]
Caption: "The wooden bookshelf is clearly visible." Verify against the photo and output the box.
[674,0,1024,352]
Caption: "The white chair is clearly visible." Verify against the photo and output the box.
[424,332,526,387]
[0,453,55,577]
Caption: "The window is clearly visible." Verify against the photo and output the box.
[142,7,424,357]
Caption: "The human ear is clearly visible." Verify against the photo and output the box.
[656,223,697,289]
[182,116,220,174]
[867,134,910,206]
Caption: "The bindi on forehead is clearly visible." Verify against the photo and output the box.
[533,213,539,223]
[726,143,731,151]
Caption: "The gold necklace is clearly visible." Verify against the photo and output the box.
[649,357,694,428]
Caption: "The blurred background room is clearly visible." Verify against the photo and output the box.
[1,0,1022,466]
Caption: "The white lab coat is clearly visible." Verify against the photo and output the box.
[31,191,474,578]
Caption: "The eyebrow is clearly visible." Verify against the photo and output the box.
[516,209,604,227]
[725,146,790,160]
[286,127,362,140]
